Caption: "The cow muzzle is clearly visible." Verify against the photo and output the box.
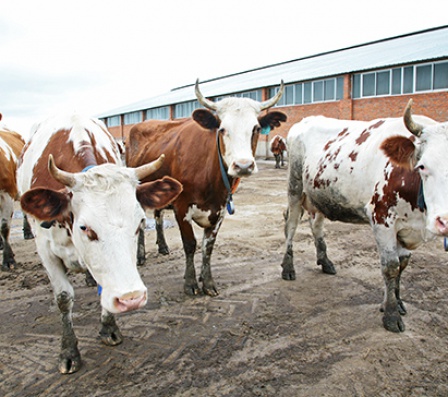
[230,159,256,177]
[114,290,147,313]
[435,216,448,236]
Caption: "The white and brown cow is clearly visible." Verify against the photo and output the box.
[270,134,287,168]
[127,80,286,297]
[18,114,182,374]
[282,100,448,333]
[0,114,33,270]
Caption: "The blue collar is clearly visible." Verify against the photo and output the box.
[82,165,96,173]
[216,131,235,215]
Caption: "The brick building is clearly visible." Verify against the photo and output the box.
[98,25,448,158]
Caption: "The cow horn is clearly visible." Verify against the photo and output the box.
[195,79,218,111]
[403,99,423,137]
[48,154,76,188]
[134,154,165,181]
[260,80,285,111]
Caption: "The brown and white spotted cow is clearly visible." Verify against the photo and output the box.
[127,79,287,297]
[282,100,448,333]
[270,134,287,168]
[0,113,33,270]
[17,114,182,373]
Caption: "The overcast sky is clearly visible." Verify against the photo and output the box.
[1,0,446,137]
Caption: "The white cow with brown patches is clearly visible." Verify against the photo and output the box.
[282,100,448,333]
[0,113,33,270]
[18,114,182,374]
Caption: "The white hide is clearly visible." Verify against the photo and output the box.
[214,98,260,177]
[17,115,147,314]
[288,113,448,243]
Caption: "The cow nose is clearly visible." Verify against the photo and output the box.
[436,216,448,235]
[232,159,255,176]
[114,291,147,312]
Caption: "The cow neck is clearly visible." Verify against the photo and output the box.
[78,142,98,173]
[216,130,236,215]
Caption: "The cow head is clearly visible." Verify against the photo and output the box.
[381,99,448,236]
[193,79,287,177]
[20,155,183,314]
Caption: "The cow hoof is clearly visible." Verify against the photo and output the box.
[184,282,200,296]
[382,313,405,333]
[158,247,170,256]
[99,328,123,346]
[23,231,34,240]
[318,259,337,275]
[203,285,219,297]
[58,349,82,374]
[2,261,17,271]
[281,268,296,280]
[137,256,146,267]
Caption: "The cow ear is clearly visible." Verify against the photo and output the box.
[381,135,417,170]
[20,188,72,222]
[136,176,183,210]
[192,109,220,130]
[259,111,287,129]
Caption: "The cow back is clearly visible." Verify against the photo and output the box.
[0,129,25,198]
[19,115,122,193]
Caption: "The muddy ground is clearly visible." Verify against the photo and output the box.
[1,160,448,397]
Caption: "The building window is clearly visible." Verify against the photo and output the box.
[146,106,169,120]
[434,62,448,89]
[107,115,120,127]
[174,100,201,119]
[124,111,142,125]
[269,77,343,106]
[376,71,390,95]
[216,89,262,102]
[352,61,448,98]
[392,68,402,95]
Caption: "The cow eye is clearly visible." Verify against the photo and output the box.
[416,164,425,171]
[80,225,99,241]
[254,126,261,134]
[218,128,226,136]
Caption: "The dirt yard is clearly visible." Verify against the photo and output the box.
[1,160,448,397]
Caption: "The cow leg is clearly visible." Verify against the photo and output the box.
[281,195,303,280]
[23,214,34,240]
[57,289,81,374]
[395,253,410,315]
[176,215,199,295]
[274,154,280,168]
[200,221,223,297]
[380,251,410,317]
[35,233,82,373]
[137,221,146,266]
[99,308,123,346]
[1,217,16,270]
[280,153,285,167]
[310,213,336,275]
[155,209,169,255]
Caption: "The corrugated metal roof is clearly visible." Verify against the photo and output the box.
[97,25,448,118]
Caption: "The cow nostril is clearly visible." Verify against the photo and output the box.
[233,160,255,175]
